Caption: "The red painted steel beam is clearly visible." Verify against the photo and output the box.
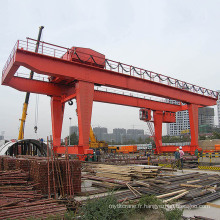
[93,90,184,112]
[7,77,64,96]
[188,104,199,147]
[51,97,65,147]
[76,81,94,148]
[3,49,216,106]
[153,111,163,153]
[7,76,184,112]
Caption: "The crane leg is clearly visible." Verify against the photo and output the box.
[188,104,199,147]
[76,81,94,154]
[51,96,65,148]
[153,111,163,154]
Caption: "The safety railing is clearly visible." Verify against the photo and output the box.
[14,72,49,82]
[105,59,218,98]
[2,41,18,79]
[2,38,218,99]
[162,142,191,146]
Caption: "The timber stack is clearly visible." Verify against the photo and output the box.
[83,163,160,181]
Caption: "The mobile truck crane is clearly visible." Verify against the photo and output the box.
[89,127,108,151]
[89,127,137,153]
[18,26,44,140]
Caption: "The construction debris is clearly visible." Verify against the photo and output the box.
[82,163,220,208]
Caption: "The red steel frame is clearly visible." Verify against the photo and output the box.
[1,39,218,155]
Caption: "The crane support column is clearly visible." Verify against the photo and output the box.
[188,104,199,147]
[76,81,94,154]
[51,96,65,148]
[153,111,163,154]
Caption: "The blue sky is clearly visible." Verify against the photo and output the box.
[0,0,219,140]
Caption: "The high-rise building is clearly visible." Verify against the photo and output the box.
[217,90,220,127]
[198,107,214,127]
[93,127,108,141]
[113,128,126,143]
[167,100,190,136]
[127,129,145,142]
[69,126,79,136]
[69,126,149,144]
[167,99,214,136]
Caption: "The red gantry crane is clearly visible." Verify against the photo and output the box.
[1,38,218,157]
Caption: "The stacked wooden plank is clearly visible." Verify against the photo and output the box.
[135,172,220,206]
[86,164,159,181]
[83,162,220,207]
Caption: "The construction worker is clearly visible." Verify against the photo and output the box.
[174,148,180,168]
[179,146,184,169]
[195,148,199,157]
[147,151,151,165]
[96,149,101,162]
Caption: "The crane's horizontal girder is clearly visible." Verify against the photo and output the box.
[7,76,185,112]
[2,48,217,106]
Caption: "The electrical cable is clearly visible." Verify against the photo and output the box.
[34,94,39,133]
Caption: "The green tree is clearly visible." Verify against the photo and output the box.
[199,135,206,140]
[212,131,220,139]
[65,132,79,145]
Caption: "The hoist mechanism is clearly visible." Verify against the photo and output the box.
[18,26,44,140]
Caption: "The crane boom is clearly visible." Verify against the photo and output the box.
[89,127,97,143]
[18,26,44,140]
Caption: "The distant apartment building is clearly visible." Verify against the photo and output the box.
[93,127,108,141]
[127,129,145,142]
[167,99,214,136]
[198,107,214,127]
[217,90,220,127]
[103,133,116,143]
[113,128,126,143]
[69,126,149,143]
[167,100,190,136]
[167,110,190,136]
[69,126,79,136]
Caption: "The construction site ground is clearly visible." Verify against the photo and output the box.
[1,154,220,219]
[177,168,220,220]
[79,164,220,220]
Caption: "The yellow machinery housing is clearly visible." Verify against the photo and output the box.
[89,127,108,150]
